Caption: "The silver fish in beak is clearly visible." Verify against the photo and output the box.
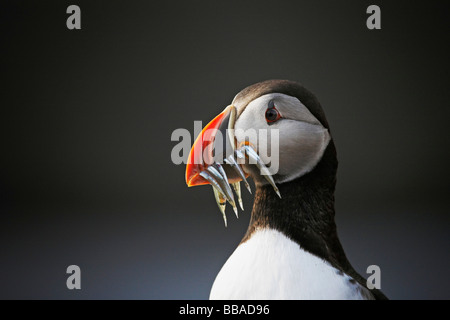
[185,105,281,226]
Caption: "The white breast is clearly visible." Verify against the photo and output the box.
[210,228,373,300]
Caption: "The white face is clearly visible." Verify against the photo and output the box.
[234,93,330,185]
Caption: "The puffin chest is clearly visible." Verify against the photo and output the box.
[209,228,372,300]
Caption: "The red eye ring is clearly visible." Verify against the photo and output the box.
[265,107,281,123]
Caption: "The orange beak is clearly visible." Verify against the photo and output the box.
[185,106,233,187]
[184,103,282,225]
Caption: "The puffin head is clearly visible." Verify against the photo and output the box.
[185,80,335,225]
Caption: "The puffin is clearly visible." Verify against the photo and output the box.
[185,79,388,300]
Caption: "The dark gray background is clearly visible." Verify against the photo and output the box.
[1,0,449,299]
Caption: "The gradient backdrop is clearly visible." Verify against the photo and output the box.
[1,1,449,299]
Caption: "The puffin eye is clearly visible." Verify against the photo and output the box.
[265,107,281,123]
